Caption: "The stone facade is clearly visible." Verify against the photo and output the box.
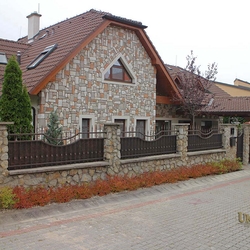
[36,25,156,135]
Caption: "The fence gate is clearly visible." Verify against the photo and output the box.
[237,131,244,161]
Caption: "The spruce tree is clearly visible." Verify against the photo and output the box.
[0,56,33,137]
[44,110,63,145]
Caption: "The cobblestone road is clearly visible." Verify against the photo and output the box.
[1,167,250,249]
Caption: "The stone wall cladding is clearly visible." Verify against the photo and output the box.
[37,25,156,132]
[187,152,226,166]
[0,125,9,182]
[2,151,227,188]
[2,166,108,188]
[156,104,183,119]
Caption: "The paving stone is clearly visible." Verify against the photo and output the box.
[1,165,250,249]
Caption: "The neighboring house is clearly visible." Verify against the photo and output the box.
[215,79,250,97]
[165,64,250,124]
[164,64,221,130]
[0,9,183,136]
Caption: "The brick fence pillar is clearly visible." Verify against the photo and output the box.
[173,123,189,165]
[0,122,13,184]
[103,124,121,174]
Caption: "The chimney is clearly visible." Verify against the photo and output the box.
[26,11,42,42]
[17,51,21,65]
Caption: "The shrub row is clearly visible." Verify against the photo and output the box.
[0,159,242,210]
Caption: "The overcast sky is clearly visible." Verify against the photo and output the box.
[1,0,250,84]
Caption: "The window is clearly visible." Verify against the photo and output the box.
[0,52,7,65]
[82,118,90,139]
[156,120,171,137]
[115,119,126,137]
[201,120,212,131]
[175,78,182,89]
[27,44,57,69]
[104,59,132,83]
[136,120,145,139]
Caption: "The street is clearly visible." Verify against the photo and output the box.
[1,166,250,249]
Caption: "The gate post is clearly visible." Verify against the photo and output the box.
[219,124,237,160]
[242,124,250,165]
[173,123,189,165]
[103,123,121,175]
[0,122,13,184]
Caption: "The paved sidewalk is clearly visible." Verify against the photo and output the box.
[1,165,250,249]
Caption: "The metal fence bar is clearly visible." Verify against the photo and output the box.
[8,132,105,170]
[187,133,222,152]
[121,134,177,159]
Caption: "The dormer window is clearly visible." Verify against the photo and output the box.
[27,44,57,69]
[175,78,182,89]
[0,52,7,65]
[104,59,132,83]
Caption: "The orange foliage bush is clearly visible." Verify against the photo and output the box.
[9,159,242,209]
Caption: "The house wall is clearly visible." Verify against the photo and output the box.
[37,25,156,134]
[215,83,250,97]
[234,79,250,88]
[156,104,219,129]
[156,104,183,125]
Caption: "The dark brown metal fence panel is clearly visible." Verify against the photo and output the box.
[121,135,176,159]
[237,132,244,161]
[8,138,104,170]
[188,133,222,152]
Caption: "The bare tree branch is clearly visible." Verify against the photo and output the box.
[172,50,218,130]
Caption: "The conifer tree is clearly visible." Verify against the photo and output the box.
[0,56,33,136]
[44,110,63,145]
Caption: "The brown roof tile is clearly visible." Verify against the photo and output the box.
[19,9,109,92]
[164,64,250,115]
[0,39,29,82]
[0,9,179,99]
[206,96,250,115]
[165,64,230,98]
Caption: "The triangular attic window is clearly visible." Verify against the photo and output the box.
[175,78,182,89]
[104,59,132,83]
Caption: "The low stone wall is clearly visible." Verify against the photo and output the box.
[3,150,226,188]
[0,123,248,188]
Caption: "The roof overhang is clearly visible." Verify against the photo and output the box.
[29,18,182,100]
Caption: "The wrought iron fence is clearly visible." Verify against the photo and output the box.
[8,132,105,170]
[121,131,176,159]
[187,130,222,152]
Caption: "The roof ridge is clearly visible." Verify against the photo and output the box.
[18,9,107,42]
[0,38,28,45]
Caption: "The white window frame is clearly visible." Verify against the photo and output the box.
[79,114,95,138]
[102,54,137,85]
[134,116,150,139]
[112,116,130,137]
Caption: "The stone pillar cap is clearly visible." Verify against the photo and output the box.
[0,122,14,125]
[172,123,190,126]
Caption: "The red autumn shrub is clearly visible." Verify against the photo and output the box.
[73,184,93,200]
[5,159,242,210]
[13,186,34,209]
[90,179,112,196]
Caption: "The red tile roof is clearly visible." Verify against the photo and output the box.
[0,39,29,82]
[165,64,230,97]
[165,64,250,116]
[0,9,179,99]
[206,97,250,115]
